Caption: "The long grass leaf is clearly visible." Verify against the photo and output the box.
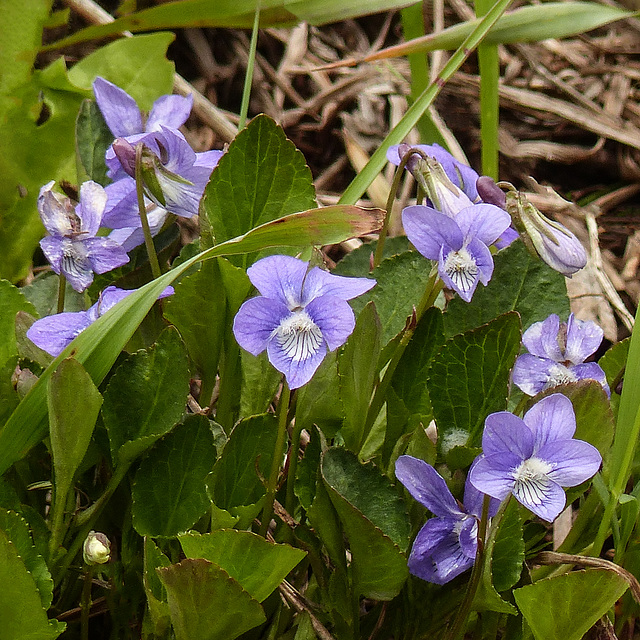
[339,0,514,206]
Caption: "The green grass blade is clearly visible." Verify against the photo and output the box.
[0,204,382,475]
[358,3,636,62]
[339,0,513,206]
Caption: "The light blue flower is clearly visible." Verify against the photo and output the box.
[233,255,375,389]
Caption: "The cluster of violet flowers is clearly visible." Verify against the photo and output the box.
[28,78,223,357]
[396,394,602,584]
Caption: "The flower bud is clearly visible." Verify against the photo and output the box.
[476,176,506,210]
[503,184,587,276]
[112,139,136,178]
[83,531,111,565]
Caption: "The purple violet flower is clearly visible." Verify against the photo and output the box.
[469,394,602,522]
[395,455,489,584]
[27,285,174,357]
[387,143,480,202]
[233,255,375,389]
[38,181,130,292]
[93,76,193,182]
[402,203,511,302]
[512,313,609,396]
[107,128,223,219]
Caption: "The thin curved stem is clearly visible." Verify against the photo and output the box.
[260,381,291,537]
[135,144,162,280]
[57,274,67,314]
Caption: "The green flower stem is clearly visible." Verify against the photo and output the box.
[284,407,302,519]
[80,565,95,640]
[362,265,442,441]
[57,274,66,314]
[446,495,510,640]
[259,381,291,537]
[374,147,431,269]
[75,462,130,528]
[238,1,260,131]
[135,144,162,280]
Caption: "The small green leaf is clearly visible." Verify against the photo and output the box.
[599,337,629,390]
[163,261,226,401]
[203,113,316,267]
[514,569,628,640]
[491,499,524,592]
[157,558,266,640]
[391,306,445,419]
[48,358,102,535]
[132,414,217,537]
[0,529,65,639]
[322,448,410,599]
[338,303,382,453]
[68,33,175,110]
[0,280,37,367]
[179,530,306,602]
[240,351,282,418]
[428,312,521,450]
[143,537,172,637]
[75,99,112,185]
[444,240,569,338]
[209,414,278,510]
[102,327,190,464]
[0,508,53,610]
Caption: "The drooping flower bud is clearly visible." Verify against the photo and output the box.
[476,176,506,210]
[111,139,136,178]
[502,183,587,276]
[83,531,111,565]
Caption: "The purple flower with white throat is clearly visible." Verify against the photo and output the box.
[26,285,174,357]
[233,255,375,389]
[108,128,223,219]
[512,313,609,396]
[38,181,130,292]
[395,455,491,584]
[469,394,602,522]
[402,203,511,302]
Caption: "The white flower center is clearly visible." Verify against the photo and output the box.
[512,457,554,506]
[443,248,478,293]
[274,310,323,362]
[61,240,90,279]
[544,363,578,390]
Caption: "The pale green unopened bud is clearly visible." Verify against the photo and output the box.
[83,531,111,565]
[421,158,473,216]
[502,183,587,276]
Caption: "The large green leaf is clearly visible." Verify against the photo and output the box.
[132,414,217,537]
[67,33,175,110]
[102,327,190,464]
[75,99,112,185]
[0,0,52,95]
[0,204,382,475]
[203,113,316,267]
[513,569,628,640]
[491,499,524,593]
[44,0,417,50]
[157,559,266,640]
[0,529,65,639]
[179,530,306,602]
[208,414,278,510]
[444,241,569,338]
[343,251,433,345]
[338,303,382,453]
[322,448,410,599]
[428,312,521,451]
